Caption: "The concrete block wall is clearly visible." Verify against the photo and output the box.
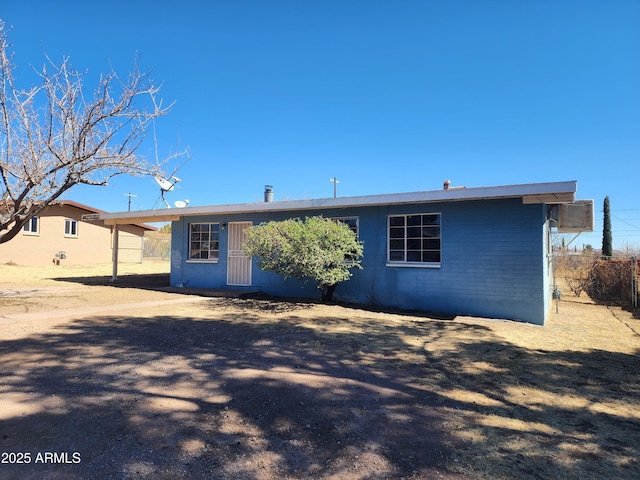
[170,198,548,324]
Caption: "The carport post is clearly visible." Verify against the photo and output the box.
[111,224,119,282]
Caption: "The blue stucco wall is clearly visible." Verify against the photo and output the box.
[170,198,550,324]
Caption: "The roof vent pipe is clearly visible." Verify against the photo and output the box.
[443,179,450,190]
[264,185,274,202]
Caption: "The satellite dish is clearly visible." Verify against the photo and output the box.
[155,176,176,192]
[154,175,182,208]
[174,200,190,208]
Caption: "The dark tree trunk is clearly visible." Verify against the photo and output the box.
[321,284,337,302]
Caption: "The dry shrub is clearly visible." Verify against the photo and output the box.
[586,258,638,303]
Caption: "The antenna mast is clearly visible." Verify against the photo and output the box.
[124,193,137,212]
[329,177,339,198]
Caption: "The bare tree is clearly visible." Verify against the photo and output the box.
[558,253,596,297]
[0,21,174,244]
[620,242,640,257]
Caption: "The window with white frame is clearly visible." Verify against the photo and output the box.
[23,216,39,235]
[64,219,78,237]
[388,213,441,265]
[189,223,220,261]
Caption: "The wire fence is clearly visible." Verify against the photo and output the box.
[554,253,639,309]
[143,233,171,261]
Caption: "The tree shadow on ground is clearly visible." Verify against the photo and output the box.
[53,272,171,289]
[215,294,458,320]
[0,300,639,479]
[53,273,458,320]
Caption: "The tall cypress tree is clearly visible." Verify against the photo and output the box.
[602,196,613,258]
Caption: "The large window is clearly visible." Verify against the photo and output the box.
[23,217,39,235]
[388,213,441,265]
[64,219,78,237]
[189,223,220,261]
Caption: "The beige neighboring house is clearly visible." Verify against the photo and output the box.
[0,200,156,266]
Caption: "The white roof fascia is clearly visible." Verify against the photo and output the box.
[100,180,577,225]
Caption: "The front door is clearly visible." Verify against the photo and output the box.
[227,222,252,286]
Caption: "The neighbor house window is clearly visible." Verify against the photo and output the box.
[64,219,78,237]
[23,217,39,235]
[387,213,441,266]
[189,223,220,262]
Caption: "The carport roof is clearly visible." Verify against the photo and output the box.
[89,180,578,225]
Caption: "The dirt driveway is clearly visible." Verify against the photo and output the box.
[1,263,639,479]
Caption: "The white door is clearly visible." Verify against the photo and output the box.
[227,222,252,286]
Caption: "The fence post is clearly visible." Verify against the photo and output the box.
[632,256,638,309]
[552,252,560,313]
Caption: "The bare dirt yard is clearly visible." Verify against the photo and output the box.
[0,262,639,480]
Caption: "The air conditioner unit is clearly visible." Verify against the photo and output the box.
[557,200,594,233]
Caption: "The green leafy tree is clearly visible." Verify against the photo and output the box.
[243,216,364,302]
[602,196,613,258]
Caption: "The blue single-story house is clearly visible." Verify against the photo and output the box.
[95,180,592,325]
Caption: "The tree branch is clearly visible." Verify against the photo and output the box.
[0,21,182,244]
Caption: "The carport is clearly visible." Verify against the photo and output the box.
[83,211,180,281]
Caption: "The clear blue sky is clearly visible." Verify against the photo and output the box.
[2,0,639,249]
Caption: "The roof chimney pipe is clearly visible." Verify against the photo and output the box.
[264,185,274,202]
[443,179,450,190]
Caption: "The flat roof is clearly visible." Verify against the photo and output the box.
[93,180,578,225]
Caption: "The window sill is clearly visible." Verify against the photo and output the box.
[186,259,219,264]
[386,262,441,269]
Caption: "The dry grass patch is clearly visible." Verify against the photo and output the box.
[0,262,172,316]
[0,261,170,286]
